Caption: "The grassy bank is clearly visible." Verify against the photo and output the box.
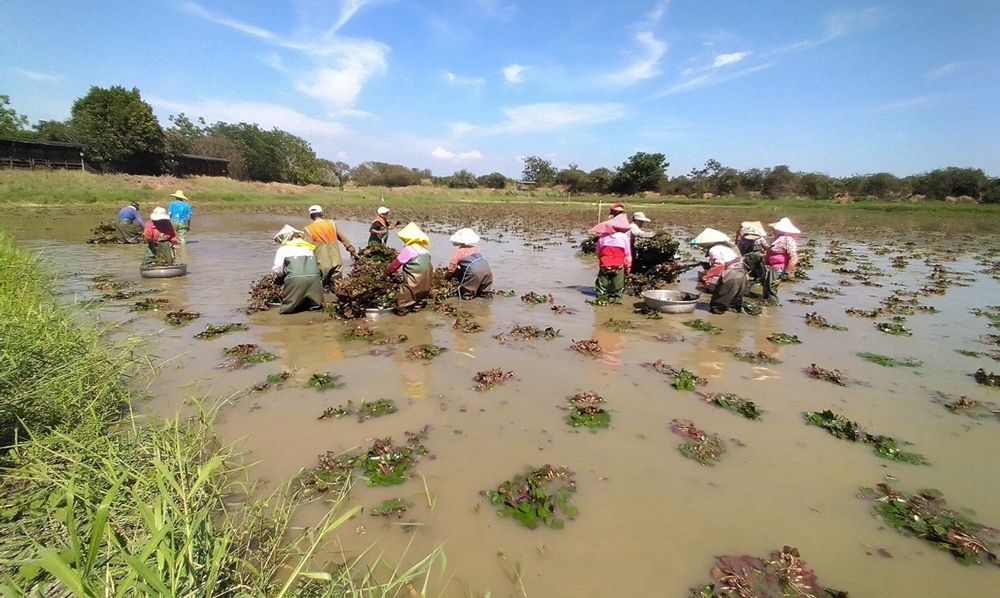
[0,233,442,596]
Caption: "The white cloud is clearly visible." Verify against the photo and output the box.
[925,63,965,80]
[444,72,486,91]
[14,68,62,83]
[149,97,349,138]
[486,103,626,135]
[646,0,671,25]
[431,147,483,161]
[824,8,887,41]
[662,62,772,95]
[180,2,275,40]
[712,52,749,68]
[874,96,937,112]
[503,64,525,84]
[603,31,668,86]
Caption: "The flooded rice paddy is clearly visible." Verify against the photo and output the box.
[8,208,1000,597]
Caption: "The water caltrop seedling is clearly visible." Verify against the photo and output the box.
[485,465,578,530]
[308,372,345,391]
[683,318,721,334]
[165,309,200,326]
[670,419,726,466]
[565,391,611,430]
[698,393,763,420]
[222,344,277,368]
[804,409,928,465]
[767,332,801,345]
[690,546,849,598]
[196,322,249,339]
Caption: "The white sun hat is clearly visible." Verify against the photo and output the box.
[769,217,801,235]
[632,211,651,223]
[377,206,391,215]
[273,224,303,244]
[690,227,736,248]
[150,207,170,221]
[308,205,323,215]
[450,228,480,246]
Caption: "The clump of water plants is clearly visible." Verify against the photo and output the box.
[453,316,483,333]
[195,322,249,339]
[250,370,291,392]
[690,546,849,598]
[720,347,781,365]
[569,339,603,357]
[129,297,170,312]
[91,277,134,292]
[564,391,611,430]
[521,291,553,304]
[683,319,721,335]
[654,333,685,343]
[318,398,398,422]
[767,332,801,345]
[603,318,637,331]
[933,392,1000,420]
[165,309,200,325]
[642,360,707,390]
[494,324,560,343]
[484,465,578,530]
[246,273,283,313]
[340,323,381,341]
[624,233,694,295]
[804,409,928,464]
[876,321,913,336]
[370,498,412,518]
[87,222,118,244]
[804,363,847,386]
[859,483,1000,566]
[670,419,726,466]
[221,344,277,369]
[405,344,447,360]
[329,244,400,319]
[300,427,431,495]
[473,368,515,391]
[857,352,922,367]
[974,368,1000,386]
[845,307,880,318]
[698,393,763,420]
[551,304,574,315]
[633,305,663,319]
[308,372,345,391]
[804,312,848,331]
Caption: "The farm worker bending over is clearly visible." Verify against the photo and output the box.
[735,221,768,285]
[691,228,747,315]
[386,223,432,315]
[143,207,178,265]
[167,190,192,245]
[115,201,144,244]
[762,217,800,304]
[272,225,324,314]
[368,206,399,246]
[630,212,655,240]
[447,228,494,300]
[305,205,358,289]
[590,213,632,303]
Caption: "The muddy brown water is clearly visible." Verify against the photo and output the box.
[8,210,1000,597]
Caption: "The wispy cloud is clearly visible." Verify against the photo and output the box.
[149,97,349,138]
[646,0,671,25]
[431,147,483,162]
[712,52,749,68]
[662,63,772,95]
[603,31,668,86]
[473,0,516,21]
[13,68,62,83]
[180,1,388,113]
[874,96,938,112]
[503,64,525,84]
[925,62,966,80]
[455,103,626,136]
[824,7,887,41]
[444,72,486,92]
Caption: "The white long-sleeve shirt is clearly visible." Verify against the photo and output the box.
[272,243,315,274]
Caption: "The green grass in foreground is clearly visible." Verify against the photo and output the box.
[0,233,443,596]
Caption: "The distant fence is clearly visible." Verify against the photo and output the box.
[0,137,86,171]
[174,154,229,178]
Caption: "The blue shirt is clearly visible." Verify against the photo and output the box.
[117,206,144,227]
[168,200,192,224]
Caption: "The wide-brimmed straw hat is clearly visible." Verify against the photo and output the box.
[739,221,766,240]
[450,228,480,246]
[170,190,188,201]
[589,213,632,236]
[690,228,737,249]
[377,206,390,215]
[397,222,430,247]
[308,204,323,215]
[150,207,170,221]
[769,217,801,235]
[273,224,304,244]
[633,211,651,223]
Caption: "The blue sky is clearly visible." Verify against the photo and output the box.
[2,0,998,179]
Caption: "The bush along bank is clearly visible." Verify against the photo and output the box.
[0,233,442,596]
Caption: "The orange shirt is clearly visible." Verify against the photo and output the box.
[305,219,337,244]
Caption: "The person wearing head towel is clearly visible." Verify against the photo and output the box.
[691,228,747,315]
[447,228,493,299]
[762,217,801,304]
[115,201,144,244]
[386,223,432,314]
[272,225,324,314]
[143,207,178,265]
[589,213,633,303]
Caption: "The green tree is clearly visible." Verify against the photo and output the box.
[555,164,588,193]
[478,172,508,189]
[0,95,30,138]
[164,113,207,155]
[586,167,614,194]
[609,152,669,195]
[70,86,166,174]
[32,120,78,143]
[521,155,556,186]
[761,165,796,198]
[448,169,478,189]
[800,173,837,199]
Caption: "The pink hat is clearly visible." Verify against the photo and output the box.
[589,213,631,236]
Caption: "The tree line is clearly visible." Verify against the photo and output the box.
[2,90,998,202]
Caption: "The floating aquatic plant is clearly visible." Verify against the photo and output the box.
[804,410,928,464]
[876,322,913,336]
[370,498,412,518]
[551,304,574,315]
[361,432,430,487]
[568,339,603,357]
[670,419,726,466]
[804,364,847,386]
[974,368,1000,386]
[129,297,169,312]
[195,322,249,339]
[453,316,483,333]
[857,352,922,368]
[494,324,560,343]
[690,546,848,598]
[767,332,801,345]
[473,368,515,391]
[603,318,637,332]
[246,273,283,313]
[405,344,447,360]
[340,324,381,341]
[933,392,1000,420]
[91,278,134,292]
[308,372,345,391]
[654,333,685,343]
[87,222,118,244]
[564,391,611,430]
[698,393,763,420]
[250,370,291,392]
[804,312,848,331]
[859,484,1000,567]
[845,307,880,318]
[484,465,578,530]
[520,291,553,304]
[720,347,781,365]
[633,305,663,319]
[318,398,398,422]
[165,309,200,326]
[683,318,721,335]
[642,360,708,390]
[221,344,277,369]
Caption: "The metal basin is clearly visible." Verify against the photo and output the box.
[641,289,699,314]
[140,263,188,278]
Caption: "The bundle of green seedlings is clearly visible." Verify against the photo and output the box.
[308,372,345,391]
[603,318,637,332]
[804,409,928,464]
[484,465,578,530]
[250,370,291,392]
[564,391,611,430]
[767,332,801,345]
[859,483,1000,566]
[683,318,722,334]
[642,360,708,391]
[804,363,847,386]
[690,546,849,598]
[720,347,781,365]
[195,322,249,339]
[670,419,726,466]
[520,291,553,304]
[318,398,398,422]
[876,321,913,336]
[164,309,200,325]
[300,427,431,494]
[87,221,117,244]
[246,272,283,313]
[857,352,922,367]
[473,368,515,391]
[405,344,447,361]
[804,312,848,331]
[974,368,1000,386]
[221,344,277,369]
[129,297,170,312]
[370,498,412,518]
[568,338,603,357]
[329,244,400,319]
[493,323,561,343]
[698,393,763,420]
[453,315,482,333]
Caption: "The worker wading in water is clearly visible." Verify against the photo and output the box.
[305,205,358,290]
[272,225,324,315]
[386,223,432,315]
